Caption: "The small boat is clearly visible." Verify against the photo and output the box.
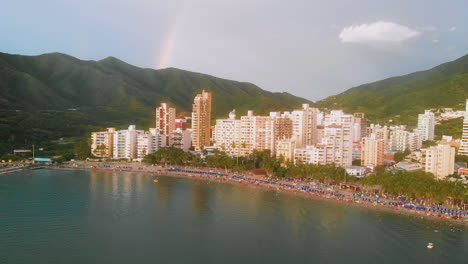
[153,179,159,183]
[427,243,434,249]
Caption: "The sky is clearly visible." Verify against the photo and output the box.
[1,0,468,101]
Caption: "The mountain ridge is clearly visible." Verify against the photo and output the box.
[0,51,310,153]
[314,53,468,124]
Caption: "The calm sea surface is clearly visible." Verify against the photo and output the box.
[0,169,467,264]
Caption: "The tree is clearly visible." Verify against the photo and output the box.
[74,137,91,160]
[422,140,437,148]
[394,149,411,163]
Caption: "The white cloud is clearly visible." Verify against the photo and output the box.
[449,26,456,32]
[339,21,421,44]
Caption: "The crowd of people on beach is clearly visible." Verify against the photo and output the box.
[61,161,468,223]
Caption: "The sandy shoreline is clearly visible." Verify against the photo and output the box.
[54,162,468,227]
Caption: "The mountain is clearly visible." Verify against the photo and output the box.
[315,54,468,125]
[0,52,310,153]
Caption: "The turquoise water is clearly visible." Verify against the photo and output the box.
[0,169,467,264]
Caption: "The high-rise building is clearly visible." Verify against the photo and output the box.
[388,129,409,152]
[408,131,422,151]
[214,110,241,156]
[270,112,293,141]
[155,103,176,145]
[282,104,319,147]
[458,100,468,155]
[112,125,166,160]
[239,111,275,156]
[136,128,166,159]
[354,113,368,138]
[214,110,281,157]
[91,128,115,158]
[170,116,192,152]
[361,135,385,167]
[113,125,140,160]
[418,110,435,141]
[321,110,355,166]
[421,143,455,179]
[192,90,212,151]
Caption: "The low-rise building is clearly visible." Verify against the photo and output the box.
[345,166,367,177]
[394,162,422,172]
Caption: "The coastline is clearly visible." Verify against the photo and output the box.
[54,162,468,227]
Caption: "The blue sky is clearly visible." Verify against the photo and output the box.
[1,0,467,100]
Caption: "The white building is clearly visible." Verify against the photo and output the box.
[321,110,354,166]
[345,166,368,177]
[282,104,319,147]
[421,143,455,179]
[388,127,422,152]
[408,131,422,151]
[294,144,326,165]
[214,110,278,157]
[214,110,241,155]
[394,162,422,172]
[113,125,140,160]
[239,111,275,156]
[136,128,166,160]
[418,110,435,141]
[458,100,468,155]
[113,125,166,161]
[169,116,192,152]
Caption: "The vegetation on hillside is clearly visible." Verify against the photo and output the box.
[315,54,468,125]
[0,52,309,154]
[435,117,463,139]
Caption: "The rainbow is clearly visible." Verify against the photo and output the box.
[155,30,175,69]
[154,1,189,70]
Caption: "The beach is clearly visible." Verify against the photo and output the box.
[57,161,468,227]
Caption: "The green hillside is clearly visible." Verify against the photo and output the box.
[0,52,310,154]
[315,54,468,125]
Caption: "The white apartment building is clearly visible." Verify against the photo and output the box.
[171,129,192,152]
[282,104,319,147]
[214,110,241,156]
[214,110,277,157]
[239,111,275,155]
[136,128,167,160]
[352,122,361,142]
[388,129,409,152]
[418,110,435,141]
[458,100,468,155]
[421,143,455,179]
[321,110,354,166]
[408,131,422,151]
[113,126,166,161]
[113,125,139,160]
[388,128,422,152]
[294,144,326,165]
[361,135,385,167]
